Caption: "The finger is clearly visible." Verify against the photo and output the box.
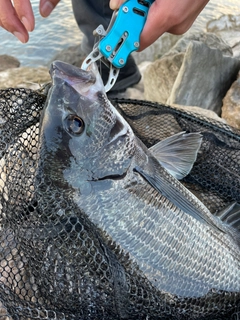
[40,0,61,17]
[139,1,168,51]
[0,0,31,43]
[12,0,35,32]
[109,0,126,10]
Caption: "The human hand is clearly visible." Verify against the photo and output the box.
[109,0,209,51]
[0,0,60,43]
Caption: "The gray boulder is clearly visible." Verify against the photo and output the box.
[144,33,240,115]
[0,55,20,72]
[164,32,233,57]
[168,41,240,114]
[207,15,240,58]
[207,14,240,32]
[222,72,240,129]
[144,53,184,103]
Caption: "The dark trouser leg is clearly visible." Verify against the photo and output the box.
[71,0,112,54]
[71,0,141,93]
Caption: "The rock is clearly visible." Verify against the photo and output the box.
[124,86,145,100]
[207,14,240,32]
[0,67,51,90]
[222,72,240,129]
[144,32,240,115]
[165,32,233,57]
[0,55,20,72]
[168,42,240,114]
[138,61,152,76]
[124,62,146,100]
[144,53,184,103]
[207,15,240,58]
[48,45,85,68]
[144,32,236,106]
[132,33,181,65]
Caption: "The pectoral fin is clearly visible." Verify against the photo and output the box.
[149,132,202,180]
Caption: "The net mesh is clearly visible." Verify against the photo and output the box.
[0,88,239,320]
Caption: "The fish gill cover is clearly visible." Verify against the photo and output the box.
[0,84,239,319]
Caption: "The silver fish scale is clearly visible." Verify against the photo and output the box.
[74,171,240,299]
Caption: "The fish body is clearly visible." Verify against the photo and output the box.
[37,60,240,319]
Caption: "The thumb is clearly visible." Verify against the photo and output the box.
[109,0,126,10]
[40,0,61,17]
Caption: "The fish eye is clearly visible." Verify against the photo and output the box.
[64,114,85,135]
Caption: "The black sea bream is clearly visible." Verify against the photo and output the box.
[37,60,240,319]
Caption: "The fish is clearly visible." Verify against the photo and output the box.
[37,60,240,319]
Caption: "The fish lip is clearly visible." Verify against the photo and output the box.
[50,60,96,85]
[50,60,105,100]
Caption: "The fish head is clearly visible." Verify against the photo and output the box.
[38,60,135,190]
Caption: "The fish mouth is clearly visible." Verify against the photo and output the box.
[50,60,105,98]
[50,60,96,86]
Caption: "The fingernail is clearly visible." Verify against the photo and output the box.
[41,1,54,17]
[13,31,26,43]
[109,0,121,10]
[21,16,32,32]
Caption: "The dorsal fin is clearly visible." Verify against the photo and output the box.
[149,132,202,180]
